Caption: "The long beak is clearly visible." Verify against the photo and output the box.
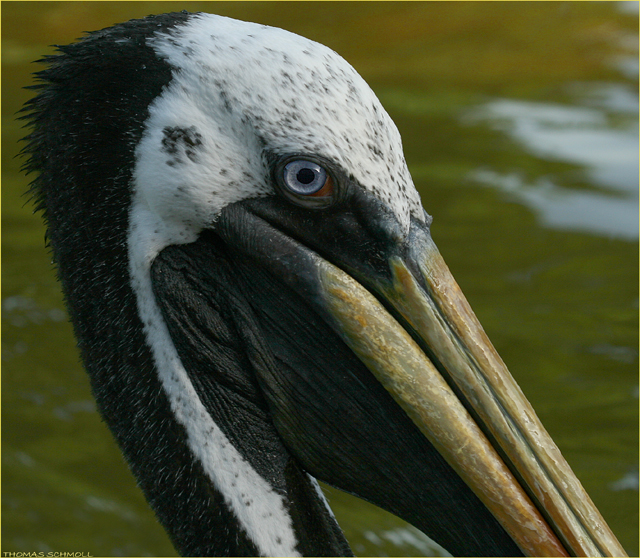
[215,202,626,557]
[318,223,626,558]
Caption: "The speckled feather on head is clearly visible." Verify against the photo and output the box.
[134,12,424,250]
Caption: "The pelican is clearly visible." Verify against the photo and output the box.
[21,11,626,558]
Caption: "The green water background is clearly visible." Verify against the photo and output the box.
[2,2,638,556]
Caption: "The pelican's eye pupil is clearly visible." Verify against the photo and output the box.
[297,168,315,185]
[283,160,328,195]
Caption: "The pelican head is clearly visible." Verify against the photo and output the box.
[21,11,625,557]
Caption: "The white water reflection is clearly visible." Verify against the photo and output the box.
[361,526,452,557]
[465,2,639,241]
[465,84,639,240]
[617,1,639,16]
[470,168,637,240]
[615,3,639,78]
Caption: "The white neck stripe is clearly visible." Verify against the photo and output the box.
[128,203,300,557]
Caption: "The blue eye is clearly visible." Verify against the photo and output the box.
[283,160,329,196]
